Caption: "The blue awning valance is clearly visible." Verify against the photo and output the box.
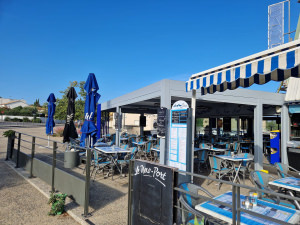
[186,40,300,95]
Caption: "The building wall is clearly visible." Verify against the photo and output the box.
[6,101,29,109]
[109,113,157,134]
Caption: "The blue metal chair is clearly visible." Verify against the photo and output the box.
[178,183,214,225]
[250,171,296,209]
[195,150,208,173]
[207,156,233,189]
[274,162,300,178]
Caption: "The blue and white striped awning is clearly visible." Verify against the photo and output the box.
[186,40,300,95]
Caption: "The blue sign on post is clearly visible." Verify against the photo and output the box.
[270,130,281,164]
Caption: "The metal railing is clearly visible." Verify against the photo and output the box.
[5,132,92,217]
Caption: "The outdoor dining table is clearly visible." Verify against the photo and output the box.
[198,146,227,155]
[120,137,128,144]
[94,146,131,177]
[93,141,109,147]
[215,155,253,183]
[132,141,148,150]
[195,191,300,225]
[269,177,300,210]
[214,142,228,148]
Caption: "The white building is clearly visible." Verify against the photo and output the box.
[0,98,29,109]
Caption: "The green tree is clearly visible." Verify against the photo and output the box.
[33,99,41,107]
[54,81,86,120]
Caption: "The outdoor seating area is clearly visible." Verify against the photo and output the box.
[70,133,161,180]
[176,163,300,225]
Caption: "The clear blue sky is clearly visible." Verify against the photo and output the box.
[0,0,299,104]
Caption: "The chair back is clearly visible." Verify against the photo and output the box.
[233,142,240,153]
[178,183,214,223]
[275,162,289,178]
[224,149,231,156]
[198,150,208,162]
[146,142,151,153]
[236,153,253,166]
[200,143,210,149]
[209,156,223,171]
[121,144,128,150]
[251,171,270,196]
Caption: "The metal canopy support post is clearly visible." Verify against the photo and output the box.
[191,89,196,182]
[140,113,144,137]
[281,104,289,165]
[237,117,240,141]
[254,102,263,170]
[160,80,171,165]
[116,106,120,147]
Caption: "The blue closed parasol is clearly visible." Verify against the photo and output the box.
[80,73,101,147]
[46,93,56,135]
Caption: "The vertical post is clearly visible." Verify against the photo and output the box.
[140,113,144,137]
[5,136,12,161]
[254,102,263,170]
[160,80,171,165]
[29,136,35,178]
[51,141,57,192]
[15,133,21,168]
[281,104,289,165]
[191,89,196,182]
[232,185,237,225]
[116,106,120,147]
[9,135,15,159]
[209,118,212,142]
[84,147,91,217]
[237,117,240,141]
[288,0,291,42]
[237,187,241,225]
[127,160,133,225]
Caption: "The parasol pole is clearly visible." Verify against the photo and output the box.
[48,135,50,147]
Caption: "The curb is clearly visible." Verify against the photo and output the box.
[4,160,90,225]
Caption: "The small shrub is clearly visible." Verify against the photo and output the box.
[4,117,11,121]
[32,118,42,123]
[53,127,64,137]
[48,192,67,216]
[11,118,22,122]
[23,117,31,122]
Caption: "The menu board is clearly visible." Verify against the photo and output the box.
[171,110,187,124]
[157,107,167,137]
[169,109,188,171]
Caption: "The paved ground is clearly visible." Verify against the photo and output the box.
[0,158,77,225]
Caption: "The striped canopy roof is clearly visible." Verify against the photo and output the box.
[186,40,300,95]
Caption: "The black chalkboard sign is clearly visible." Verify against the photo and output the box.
[130,160,177,225]
[157,107,167,137]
